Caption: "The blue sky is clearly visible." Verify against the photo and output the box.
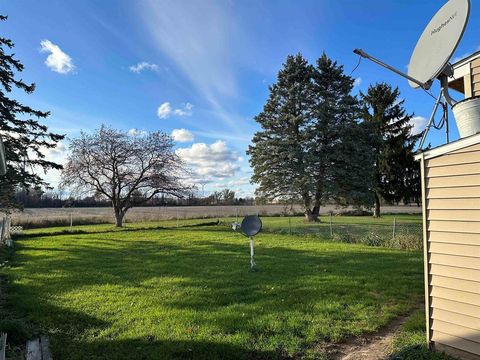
[3,0,480,197]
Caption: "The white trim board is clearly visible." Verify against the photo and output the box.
[415,133,480,161]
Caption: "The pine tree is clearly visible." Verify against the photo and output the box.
[248,54,316,220]
[307,54,374,215]
[360,83,421,217]
[248,53,373,221]
[0,15,64,209]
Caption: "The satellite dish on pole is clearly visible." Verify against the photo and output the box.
[0,136,6,176]
[353,0,474,149]
[408,0,470,89]
[237,215,262,271]
[240,215,262,237]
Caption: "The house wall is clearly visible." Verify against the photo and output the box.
[472,58,480,97]
[422,142,480,359]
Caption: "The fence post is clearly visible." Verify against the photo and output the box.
[176,210,179,228]
[70,212,73,229]
[5,217,11,241]
[329,212,333,238]
[393,217,397,239]
[0,217,4,245]
[0,332,6,360]
[289,217,292,235]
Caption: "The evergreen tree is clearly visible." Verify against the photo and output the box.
[248,54,315,220]
[360,83,421,217]
[0,15,64,209]
[248,53,373,221]
[307,54,374,216]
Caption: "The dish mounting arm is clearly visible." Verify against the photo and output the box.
[353,49,431,89]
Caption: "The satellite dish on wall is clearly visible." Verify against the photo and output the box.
[408,0,470,89]
[240,215,262,237]
[0,136,6,176]
[353,0,474,149]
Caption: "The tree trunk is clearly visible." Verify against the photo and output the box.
[373,192,381,218]
[114,209,124,227]
[304,208,320,222]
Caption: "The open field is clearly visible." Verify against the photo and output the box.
[9,205,422,228]
[1,220,425,359]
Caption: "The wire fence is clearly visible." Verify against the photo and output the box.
[8,205,422,229]
[257,216,423,250]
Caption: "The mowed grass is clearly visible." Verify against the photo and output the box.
[3,222,424,359]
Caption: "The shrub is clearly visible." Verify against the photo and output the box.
[361,232,384,247]
[386,234,423,251]
[331,232,356,244]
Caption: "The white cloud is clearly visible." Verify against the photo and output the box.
[171,128,194,142]
[173,103,193,116]
[411,116,428,135]
[354,77,362,87]
[40,40,75,74]
[176,140,241,179]
[212,177,250,188]
[157,102,193,119]
[140,1,237,102]
[157,102,172,119]
[129,61,159,73]
[139,0,249,133]
[39,141,69,187]
[128,128,148,137]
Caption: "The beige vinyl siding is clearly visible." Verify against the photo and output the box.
[428,198,480,210]
[472,59,480,97]
[450,143,480,155]
[428,174,480,188]
[423,142,480,357]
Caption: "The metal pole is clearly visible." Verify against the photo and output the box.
[353,49,428,89]
[418,90,444,151]
[249,237,256,269]
[330,213,333,238]
[393,217,397,239]
[289,217,292,235]
[444,103,450,144]
[70,212,73,229]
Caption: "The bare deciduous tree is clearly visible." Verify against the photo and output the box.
[61,125,191,227]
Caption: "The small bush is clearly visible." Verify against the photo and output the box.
[361,232,384,247]
[331,232,356,244]
[334,209,373,216]
[386,234,422,251]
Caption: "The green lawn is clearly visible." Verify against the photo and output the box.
[1,221,424,359]
[390,310,455,360]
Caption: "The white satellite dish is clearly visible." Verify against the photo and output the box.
[353,0,473,149]
[408,0,470,89]
[0,136,6,176]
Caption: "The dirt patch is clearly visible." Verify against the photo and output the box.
[326,304,423,360]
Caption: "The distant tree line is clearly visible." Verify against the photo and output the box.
[14,188,255,209]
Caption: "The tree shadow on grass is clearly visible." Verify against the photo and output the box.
[56,337,286,360]
[6,230,424,359]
